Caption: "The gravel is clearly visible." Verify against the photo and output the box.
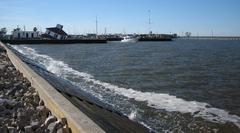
[0,45,71,133]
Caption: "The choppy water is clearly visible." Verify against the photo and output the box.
[13,40,240,132]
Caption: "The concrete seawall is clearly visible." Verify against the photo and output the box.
[0,42,105,133]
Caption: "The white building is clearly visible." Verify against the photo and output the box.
[43,24,68,40]
[12,27,40,39]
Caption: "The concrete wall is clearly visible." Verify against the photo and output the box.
[0,42,105,133]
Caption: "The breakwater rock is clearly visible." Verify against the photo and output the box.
[0,46,70,133]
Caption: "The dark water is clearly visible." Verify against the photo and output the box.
[13,40,240,132]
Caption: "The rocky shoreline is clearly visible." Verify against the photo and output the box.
[0,45,70,133]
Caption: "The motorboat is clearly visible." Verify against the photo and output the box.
[121,35,138,43]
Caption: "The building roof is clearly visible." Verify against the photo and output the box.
[46,27,68,36]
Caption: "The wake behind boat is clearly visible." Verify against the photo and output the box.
[121,35,139,43]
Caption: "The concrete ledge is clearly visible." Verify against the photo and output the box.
[0,42,105,133]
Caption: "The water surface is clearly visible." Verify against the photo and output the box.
[13,40,240,132]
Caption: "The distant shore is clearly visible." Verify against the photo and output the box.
[178,36,240,40]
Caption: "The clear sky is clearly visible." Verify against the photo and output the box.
[0,0,240,36]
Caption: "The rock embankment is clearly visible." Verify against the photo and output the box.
[0,45,70,133]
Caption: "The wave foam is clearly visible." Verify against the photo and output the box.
[13,45,240,127]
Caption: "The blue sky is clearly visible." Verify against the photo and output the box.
[0,0,240,36]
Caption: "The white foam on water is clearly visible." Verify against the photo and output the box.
[12,45,240,128]
[129,110,137,120]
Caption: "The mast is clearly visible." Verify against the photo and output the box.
[104,27,107,35]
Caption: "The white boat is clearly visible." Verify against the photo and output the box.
[121,36,138,43]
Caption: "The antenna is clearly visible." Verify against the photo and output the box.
[96,15,98,35]
[148,10,152,34]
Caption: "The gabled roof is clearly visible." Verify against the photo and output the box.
[46,27,68,36]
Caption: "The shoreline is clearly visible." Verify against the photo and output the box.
[1,43,151,132]
[0,45,70,132]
